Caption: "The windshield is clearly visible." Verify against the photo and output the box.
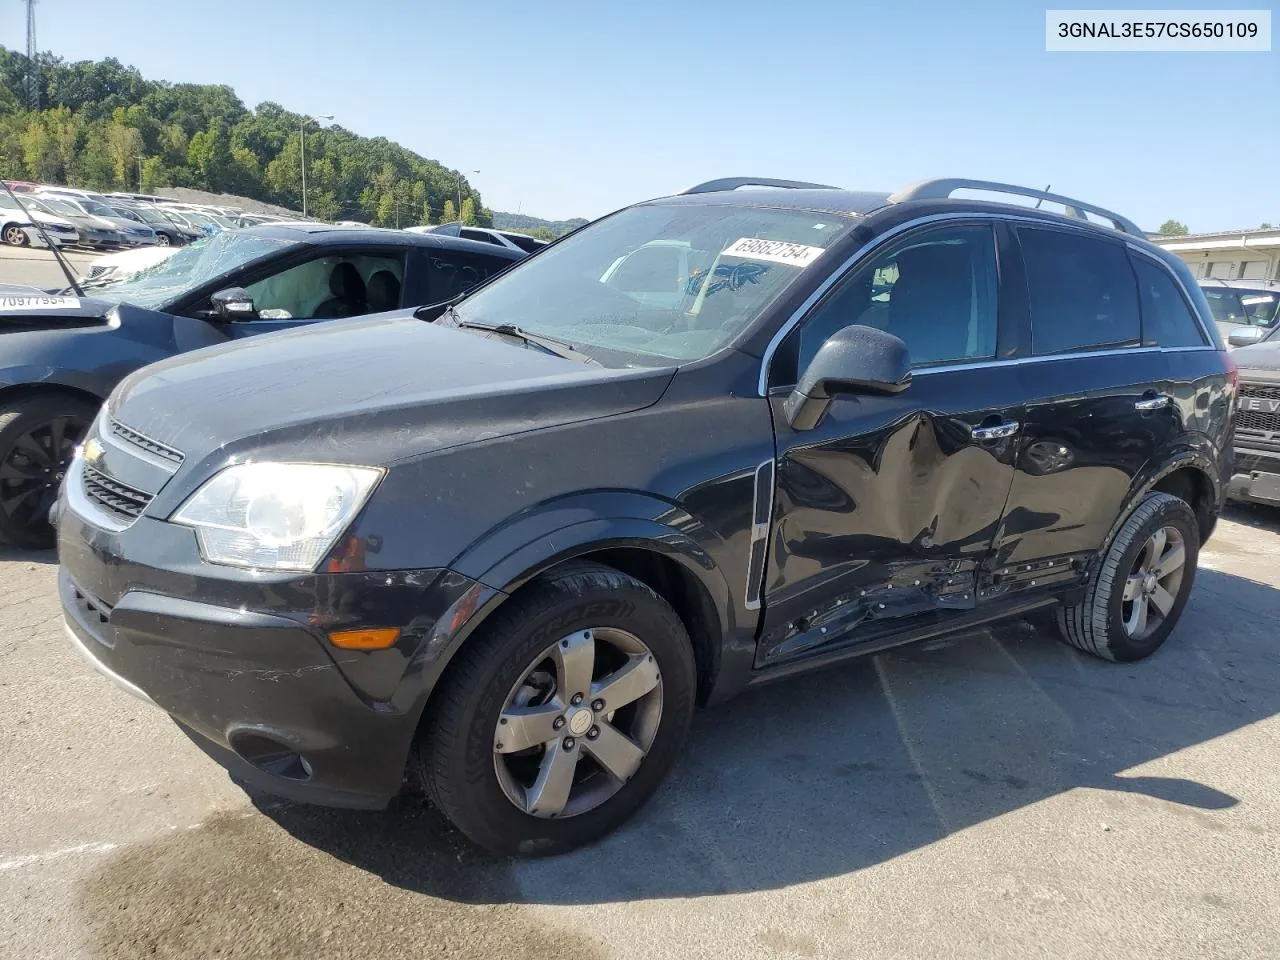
[80,231,292,309]
[1240,291,1280,327]
[111,207,143,223]
[36,198,79,217]
[449,202,855,364]
[80,199,120,218]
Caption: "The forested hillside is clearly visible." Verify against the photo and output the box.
[0,48,490,228]
[491,211,589,240]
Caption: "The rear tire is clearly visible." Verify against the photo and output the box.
[3,223,29,247]
[1056,492,1199,662]
[0,394,99,550]
[412,562,696,857]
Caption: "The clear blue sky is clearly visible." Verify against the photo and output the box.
[3,0,1277,230]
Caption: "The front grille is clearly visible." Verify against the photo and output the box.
[82,464,153,521]
[1236,383,1280,435]
[109,418,184,465]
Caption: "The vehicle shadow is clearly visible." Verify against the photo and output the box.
[0,546,56,565]
[254,566,1278,905]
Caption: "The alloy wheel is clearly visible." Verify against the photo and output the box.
[493,627,663,819]
[0,417,86,535]
[1121,524,1186,640]
[156,233,170,246]
[3,225,28,246]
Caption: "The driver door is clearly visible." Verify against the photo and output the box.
[756,221,1025,667]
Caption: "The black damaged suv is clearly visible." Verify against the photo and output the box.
[56,177,1236,856]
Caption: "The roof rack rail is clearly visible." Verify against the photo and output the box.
[886,178,1143,237]
[679,177,841,196]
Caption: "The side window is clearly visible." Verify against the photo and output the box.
[1201,288,1246,324]
[418,250,511,305]
[1018,228,1140,355]
[781,224,998,380]
[461,228,503,246]
[244,252,405,320]
[1242,293,1280,328]
[1131,257,1207,348]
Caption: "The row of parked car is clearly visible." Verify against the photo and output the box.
[0,181,306,251]
[2,174,1273,860]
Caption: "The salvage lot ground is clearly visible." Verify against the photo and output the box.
[2,252,1279,959]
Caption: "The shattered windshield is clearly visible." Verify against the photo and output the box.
[80,232,293,310]
[447,202,855,365]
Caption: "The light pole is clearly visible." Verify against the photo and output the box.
[300,114,333,219]
[136,155,146,192]
[456,169,479,223]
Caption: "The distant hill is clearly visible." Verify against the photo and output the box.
[492,211,589,238]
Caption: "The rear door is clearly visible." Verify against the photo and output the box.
[983,226,1195,596]
[757,221,1025,666]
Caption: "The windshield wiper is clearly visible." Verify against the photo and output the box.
[444,308,597,364]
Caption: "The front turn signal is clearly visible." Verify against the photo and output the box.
[329,627,400,650]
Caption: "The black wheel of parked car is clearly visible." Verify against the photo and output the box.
[1057,491,1200,662]
[413,562,696,857]
[0,395,99,550]
[2,223,30,246]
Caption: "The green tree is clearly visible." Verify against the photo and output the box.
[1262,223,1274,230]
[441,198,457,223]
[104,119,143,187]
[139,155,166,192]
[20,118,58,181]
[1158,219,1189,236]
[460,196,477,226]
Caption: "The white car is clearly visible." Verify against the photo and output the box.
[405,222,549,253]
[0,192,80,248]
[79,245,179,286]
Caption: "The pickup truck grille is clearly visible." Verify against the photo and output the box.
[82,464,154,520]
[1236,383,1280,435]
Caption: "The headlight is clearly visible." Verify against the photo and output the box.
[172,462,383,571]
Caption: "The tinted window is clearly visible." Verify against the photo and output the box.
[1131,257,1206,348]
[461,228,503,246]
[505,233,545,253]
[418,249,512,304]
[1239,290,1280,327]
[1019,228,1139,355]
[783,224,998,379]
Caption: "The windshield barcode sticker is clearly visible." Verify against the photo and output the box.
[0,295,81,311]
[721,238,825,267]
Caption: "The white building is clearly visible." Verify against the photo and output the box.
[1153,228,1280,281]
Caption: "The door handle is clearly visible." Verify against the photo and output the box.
[971,421,1020,441]
[1135,394,1172,412]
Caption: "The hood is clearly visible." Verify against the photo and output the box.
[0,291,121,328]
[1234,340,1280,378]
[109,314,676,468]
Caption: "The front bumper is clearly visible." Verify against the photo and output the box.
[57,493,487,809]
[1227,446,1280,506]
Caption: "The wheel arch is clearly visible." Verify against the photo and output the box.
[0,380,106,412]
[1103,449,1220,555]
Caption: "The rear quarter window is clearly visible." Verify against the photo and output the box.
[1131,256,1208,348]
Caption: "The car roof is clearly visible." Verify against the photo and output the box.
[235,223,527,258]
[645,177,1150,247]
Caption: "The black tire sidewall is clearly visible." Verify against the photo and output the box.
[1099,497,1199,661]
[423,576,696,857]
[0,395,99,549]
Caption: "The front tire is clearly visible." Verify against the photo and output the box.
[155,232,170,246]
[3,223,29,247]
[1056,492,1199,662]
[0,395,99,550]
[413,562,696,857]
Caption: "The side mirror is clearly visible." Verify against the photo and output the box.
[783,324,912,431]
[210,287,257,321]
[1227,325,1265,348]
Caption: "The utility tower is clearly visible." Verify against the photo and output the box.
[23,0,39,110]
